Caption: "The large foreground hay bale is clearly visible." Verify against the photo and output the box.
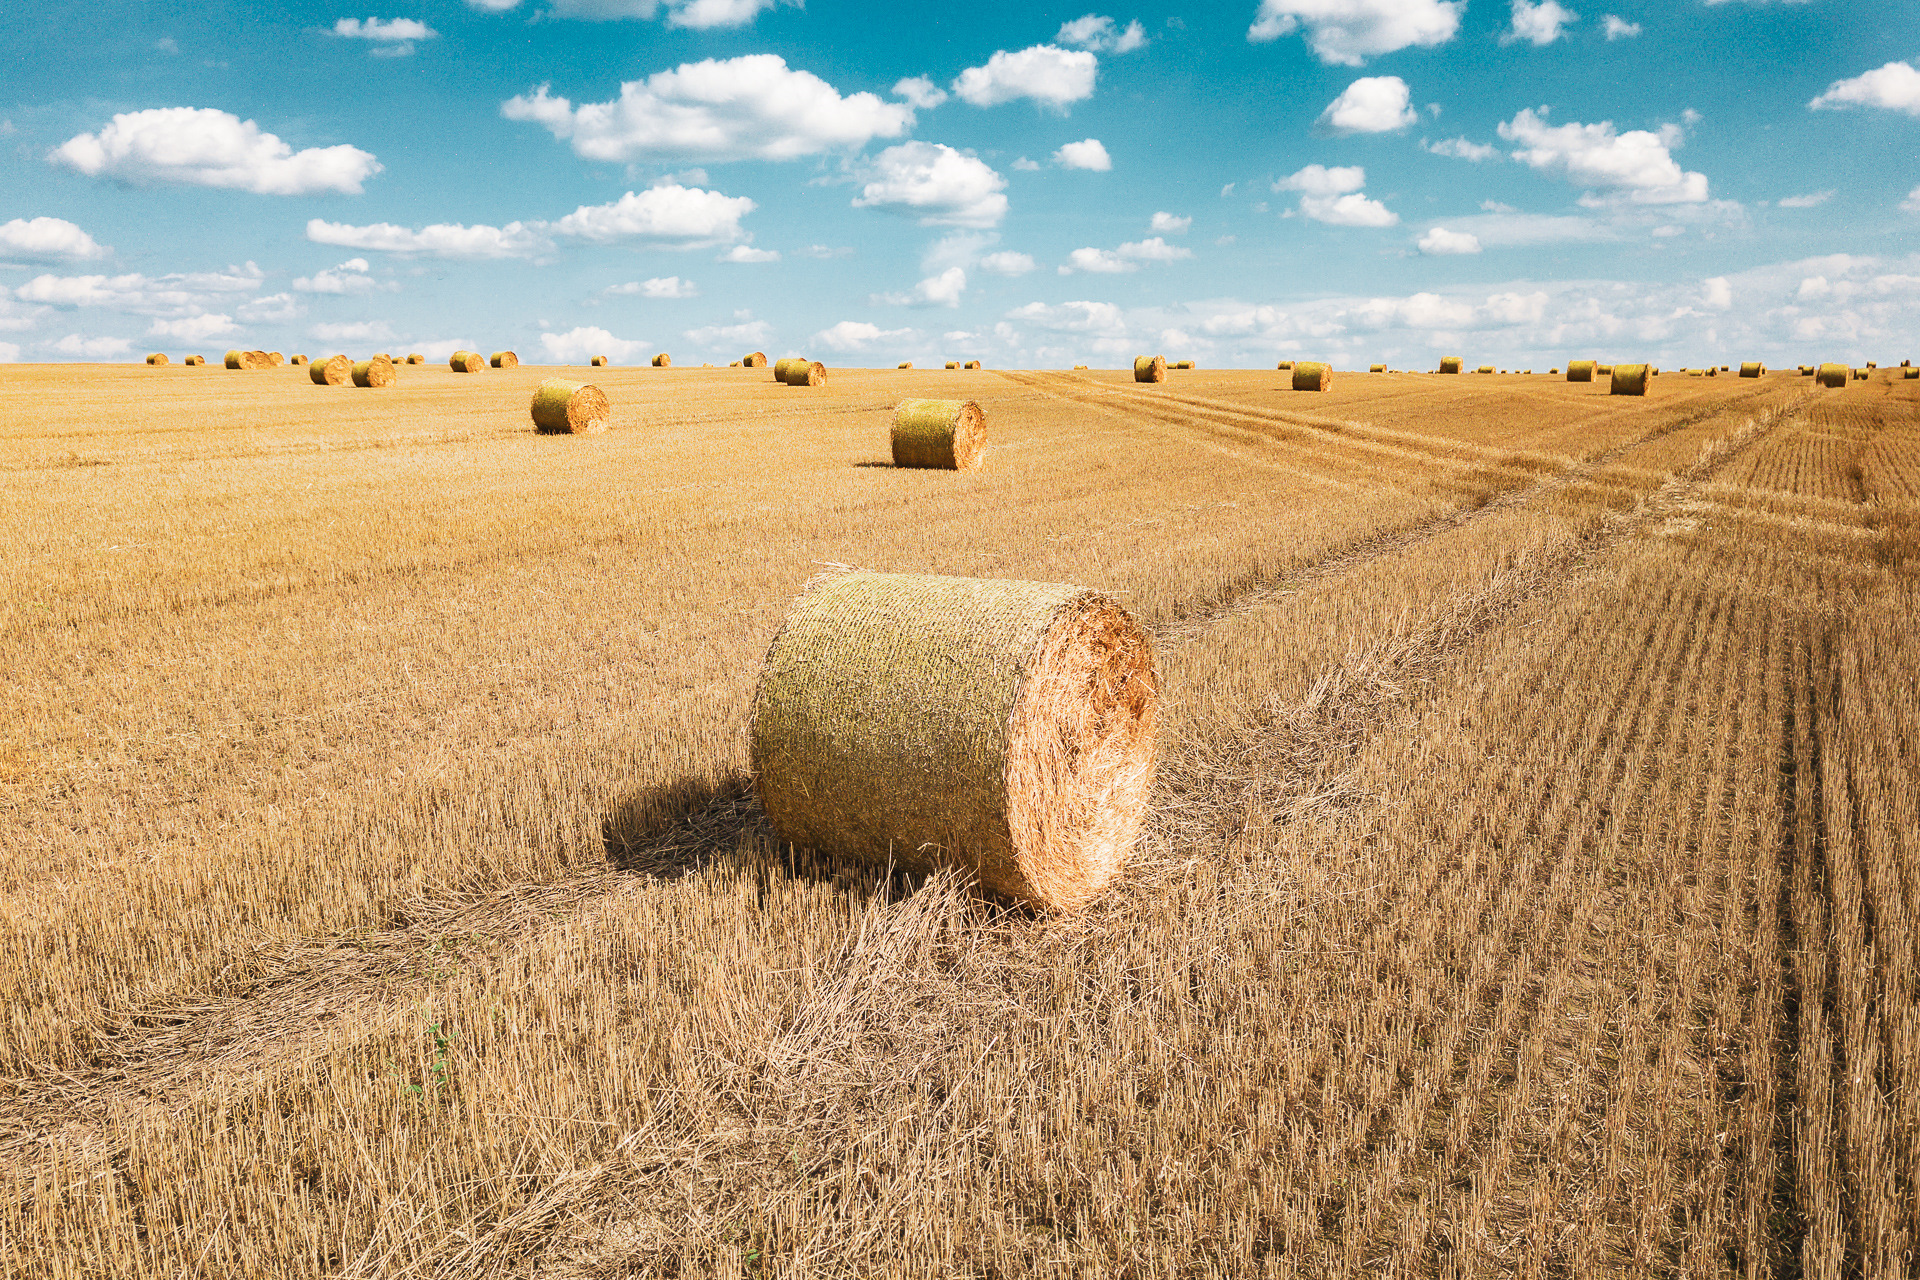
[1134,355,1167,383]
[309,354,351,385]
[750,571,1158,913]
[351,355,396,388]
[781,360,826,387]
[530,378,610,434]
[1610,363,1649,396]
[743,351,767,368]
[1439,356,1462,374]
[651,353,671,368]
[1292,361,1332,391]
[1740,361,1763,378]
[1566,360,1596,382]
[184,355,204,366]
[490,350,518,369]
[450,350,486,373]
[892,399,985,470]
[146,353,168,365]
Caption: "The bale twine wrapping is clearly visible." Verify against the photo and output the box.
[1439,356,1463,374]
[591,355,607,367]
[1567,360,1596,382]
[290,354,308,366]
[750,571,1159,913]
[945,361,960,369]
[743,352,768,368]
[892,399,985,470]
[965,360,982,370]
[185,355,204,366]
[780,360,826,387]
[146,353,168,365]
[1133,355,1167,383]
[450,350,486,373]
[1740,362,1763,378]
[351,355,396,388]
[490,351,519,369]
[1369,364,1385,373]
[530,378,610,434]
[1610,364,1650,396]
[310,354,352,386]
[651,353,671,368]
[1292,362,1333,391]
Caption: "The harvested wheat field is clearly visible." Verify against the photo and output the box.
[2,360,1917,1277]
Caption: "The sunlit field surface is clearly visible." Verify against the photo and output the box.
[3,360,1916,1276]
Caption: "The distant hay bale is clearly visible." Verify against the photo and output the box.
[1476,365,1495,374]
[1133,355,1167,383]
[530,377,610,434]
[1523,369,1532,375]
[1369,364,1385,373]
[945,361,960,369]
[592,355,608,367]
[1439,356,1463,374]
[1816,364,1851,388]
[407,354,423,365]
[1292,361,1332,391]
[267,352,284,367]
[1566,360,1596,382]
[224,350,243,369]
[309,354,352,385]
[898,361,913,369]
[651,353,671,368]
[1853,368,1869,380]
[1549,368,1559,374]
[1740,362,1763,378]
[1172,360,1193,369]
[1276,360,1294,370]
[743,352,768,368]
[1609,363,1649,396]
[184,355,204,366]
[490,351,519,369]
[1904,368,1918,379]
[749,570,1159,913]
[450,350,486,373]
[780,360,826,387]
[288,354,307,366]
[145,352,168,365]
[892,399,986,470]
[965,360,982,370]
[1073,365,1088,370]
[1595,364,1612,375]
[351,355,396,388]
[1706,367,1718,377]
[1865,361,1877,369]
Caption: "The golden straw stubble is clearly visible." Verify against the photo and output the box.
[892,399,985,470]
[490,350,518,369]
[1609,363,1650,396]
[1133,355,1167,383]
[750,571,1158,912]
[351,355,396,388]
[1292,361,1333,391]
[309,354,352,386]
[450,350,486,373]
[530,377,610,434]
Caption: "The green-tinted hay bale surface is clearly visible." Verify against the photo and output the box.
[1439,356,1462,374]
[1566,360,1596,382]
[1740,362,1763,377]
[145,353,168,365]
[490,351,518,370]
[450,350,486,373]
[530,378,610,434]
[780,360,826,387]
[892,399,985,470]
[310,354,351,386]
[351,355,396,388]
[743,352,767,367]
[184,355,204,366]
[591,355,607,367]
[1610,364,1650,396]
[1292,362,1332,391]
[1133,355,1166,383]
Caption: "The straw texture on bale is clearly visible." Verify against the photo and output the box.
[1439,356,1463,374]
[267,352,284,367]
[1292,362,1333,391]
[1369,364,1385,373]
[184,355,204,366]
[530,378,610,435]
[290,354,309,365]
[1595,364,1612,375]
[780,360,826,387]
[750,571,1159,913]
[1173,361,1193,369]
[146,353,168,365]
[1609,364,1650,396]
[309,354,352,386]
[490,351,519,369]
[774,358,805,381]
[1133,355,1167,383]
[351,355,396,388]
[892,399,985,470]
[1740,361,1763,378]
[407,354,423,364]
[450,350,486,373]
[651,353,671,368]
[965,360,982,370]
[1566,360,1596,381]
[743,352,767,368]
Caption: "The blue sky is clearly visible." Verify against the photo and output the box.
[5,0,1917,367]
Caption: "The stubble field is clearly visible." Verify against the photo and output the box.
[2,359,1915,1277]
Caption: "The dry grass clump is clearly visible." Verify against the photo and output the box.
[1740,361,1764,377]
[891,399,986,470]
[351,355,396,388]
[1609,362,1649,395]
[450,350,486,373]
[529,378,610,435]
[309,354,351,386]
[743,352,767,368]
[1440,356,1463,373]
[1134,355,1167,383]
[490,351,519,370]
[651,354,671,368]
[184,355,204,366]
[750,571,1157,912]
[1566,360,1596,381]
[145,353,168,365]
[780,360,826,387]
[1292,361,1332,391]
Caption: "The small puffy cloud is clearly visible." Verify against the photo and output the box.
[1057,14,1147,52]
[1418,226,1481,254]
[1319,76,1417,134]
[307,218,549,258]
[490,0,781,26]
[1499,107,1708,204]
[1150,211,1191,233]
[1903,186,1920,214]
[412,337,476,360]
[658,0,779,29]
[813,320,916,352]
[51,108,380,195]
[979,251,1036,276]
[1303,192,1399,226]
[550,184,754,246]
[237,292,301,323]
[540,325,648,362]
[718,245,779,262]
[685,318,771,345]
[1006,299,1129,336]
[1053,138,1112,170]
[952,45,1098,109]
[1116,236,1190,262]
[333,16,435,53]
[607,276,698,297]
[156,36,179,53]
[1776,190,1833,208]
[148,313,238,341]
[502,56,915,163]
[1702,276,1732,310]
[310,320,393,342]
[893,76,948,109]
[1012,156,1041,170]
[1422,136,1498,160]
[1810,62,1920,116]
[1601,13,1640,38]
[1276,163,1367,196]
[1248,0,1465,66]
[853,142,1008,228]
[1060,237,1192,273]
[1502,0,1576,47]
[293,257,385,293]
[876,267,967,308]
[0,217,111,262]
[53,334,133,358]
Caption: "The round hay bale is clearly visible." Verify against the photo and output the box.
[530,377,610,434]
[591,355,608,367]
[1276,360,1294,370]
[964,360,982,370]
[1904,368,1919,379]
[1073,365,1088,370]
[780,360,826,387]
[774,358,805,381]
[651,353,671,368]
[945,361,960,370]
[1292,362,1332,391]
[1476,365,1495,375]
[1609,363,1649,396]
[1740,361,1763,378]
[1439,356,1463,374]
[743,352,768,368]
[1566,360,1596,382]
[290,354,308,366]
[750,571,1158,913]
[224,350,244,369]
[1853,368,1869,380]
[407,354,423,365]
[1133,355,1167,383]
[490,350,519,369]
[309,354,352,386]
[1594,364,1612,375]
[892,399,985,470]
[266,352,284,367]
[1173,360,1194,369]
[184,355,205,366]
[450,350,486,373]
[1368,363,1385,373]
[898,361,913,369]
[351,355,396,388]
[146,352,168,365]
[1865,361,1877,369]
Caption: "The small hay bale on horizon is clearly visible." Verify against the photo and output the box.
[351,355,396,388]
[964,360,982,370]
[531,377,610,435]
[743,352,768,368]
[490,351,519,369]
[1740,361,1764,378]
[1276,360,1294,370]
[1292,361,1332,391]
[652,353,671,368]
[1476,365,1495,374]
[1610,364,1649,396]
[898,361,913,369]
[749,570,1159,914]
[184,355,205,366]
[592,355,608,367]
[145,353,169,365]
[310,354,352,386]
[290,354,309,366]
[1172,360,1193,369]
[1369,363,1385,373]
[450,350,486,373]
[1815,363,1850,388]
[892,399,985,470]
[1134,355,1167,383]
[945,361,960,370]
[1904,368,1919,379]
[1439,356,1463,374]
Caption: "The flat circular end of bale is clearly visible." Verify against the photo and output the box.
[145,353,168,365]
[351,355,396,388]
[945,361,960,369]
[310,353,352,385]
[1609,363,1649,396]
[1133,355,1167,383]
[290,354,308,366]
[184,355,204,365]
[1291,361,1332,391]
[749,571,1158,912]
[490,351,518,369]
[964,360,982,370]
[892,399,986,470]
[591,355,608,366]
[743,351,767,368]
[651,353,671,368]
[530,377,610,434]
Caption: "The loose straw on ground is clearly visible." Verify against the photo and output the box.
[1133,355,1166,383]
[1292,362,1332,391]
[352,355,396,388]
[750,570,1159,913]
[490,351,518,369]
[892,399,985,470]
[1610,364,1649,396]
[530,378,610,434]
[309,354,351,386]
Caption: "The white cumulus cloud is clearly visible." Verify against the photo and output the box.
[1418,226,1482,254]
[502,56,915,162]
[50,108,380,195]
[1810,62,1920,116]
[1057,14,1147,52]
[1276,163,1367,196]
[540,325,648,362]
[1060,237,1192,273]
[310,320,393,342]
[1150,211,1191,233]
[718,245,779,263]
[1601,13,1640,38]
[0,217,111,262]
[478,0,784,27]
[685,318,771,346]
[1776,190,1833,209]
[1903,186,1920,214]
[333,16,436,53]
[148,313,238,341]
[52,334,133,359]
[607,276,698,297]
[1303,193,1399,226]
[1248,0,1464,66]
[853,142,1008,228]
[550,184,754,245]
[1423,136,1499,160]
[813,320,917,352]
[307,218,550,259]
[1502,0,1576,46]
[876,267,967,308]
[1053,138,1112,170]
[892,76,948,109]
[15,263,264,321]
[952,45,1098,109]
[293,257,386,293]
[1499,108,1708,204]
[1319,76,1417,133]
[979,251,1037,276]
